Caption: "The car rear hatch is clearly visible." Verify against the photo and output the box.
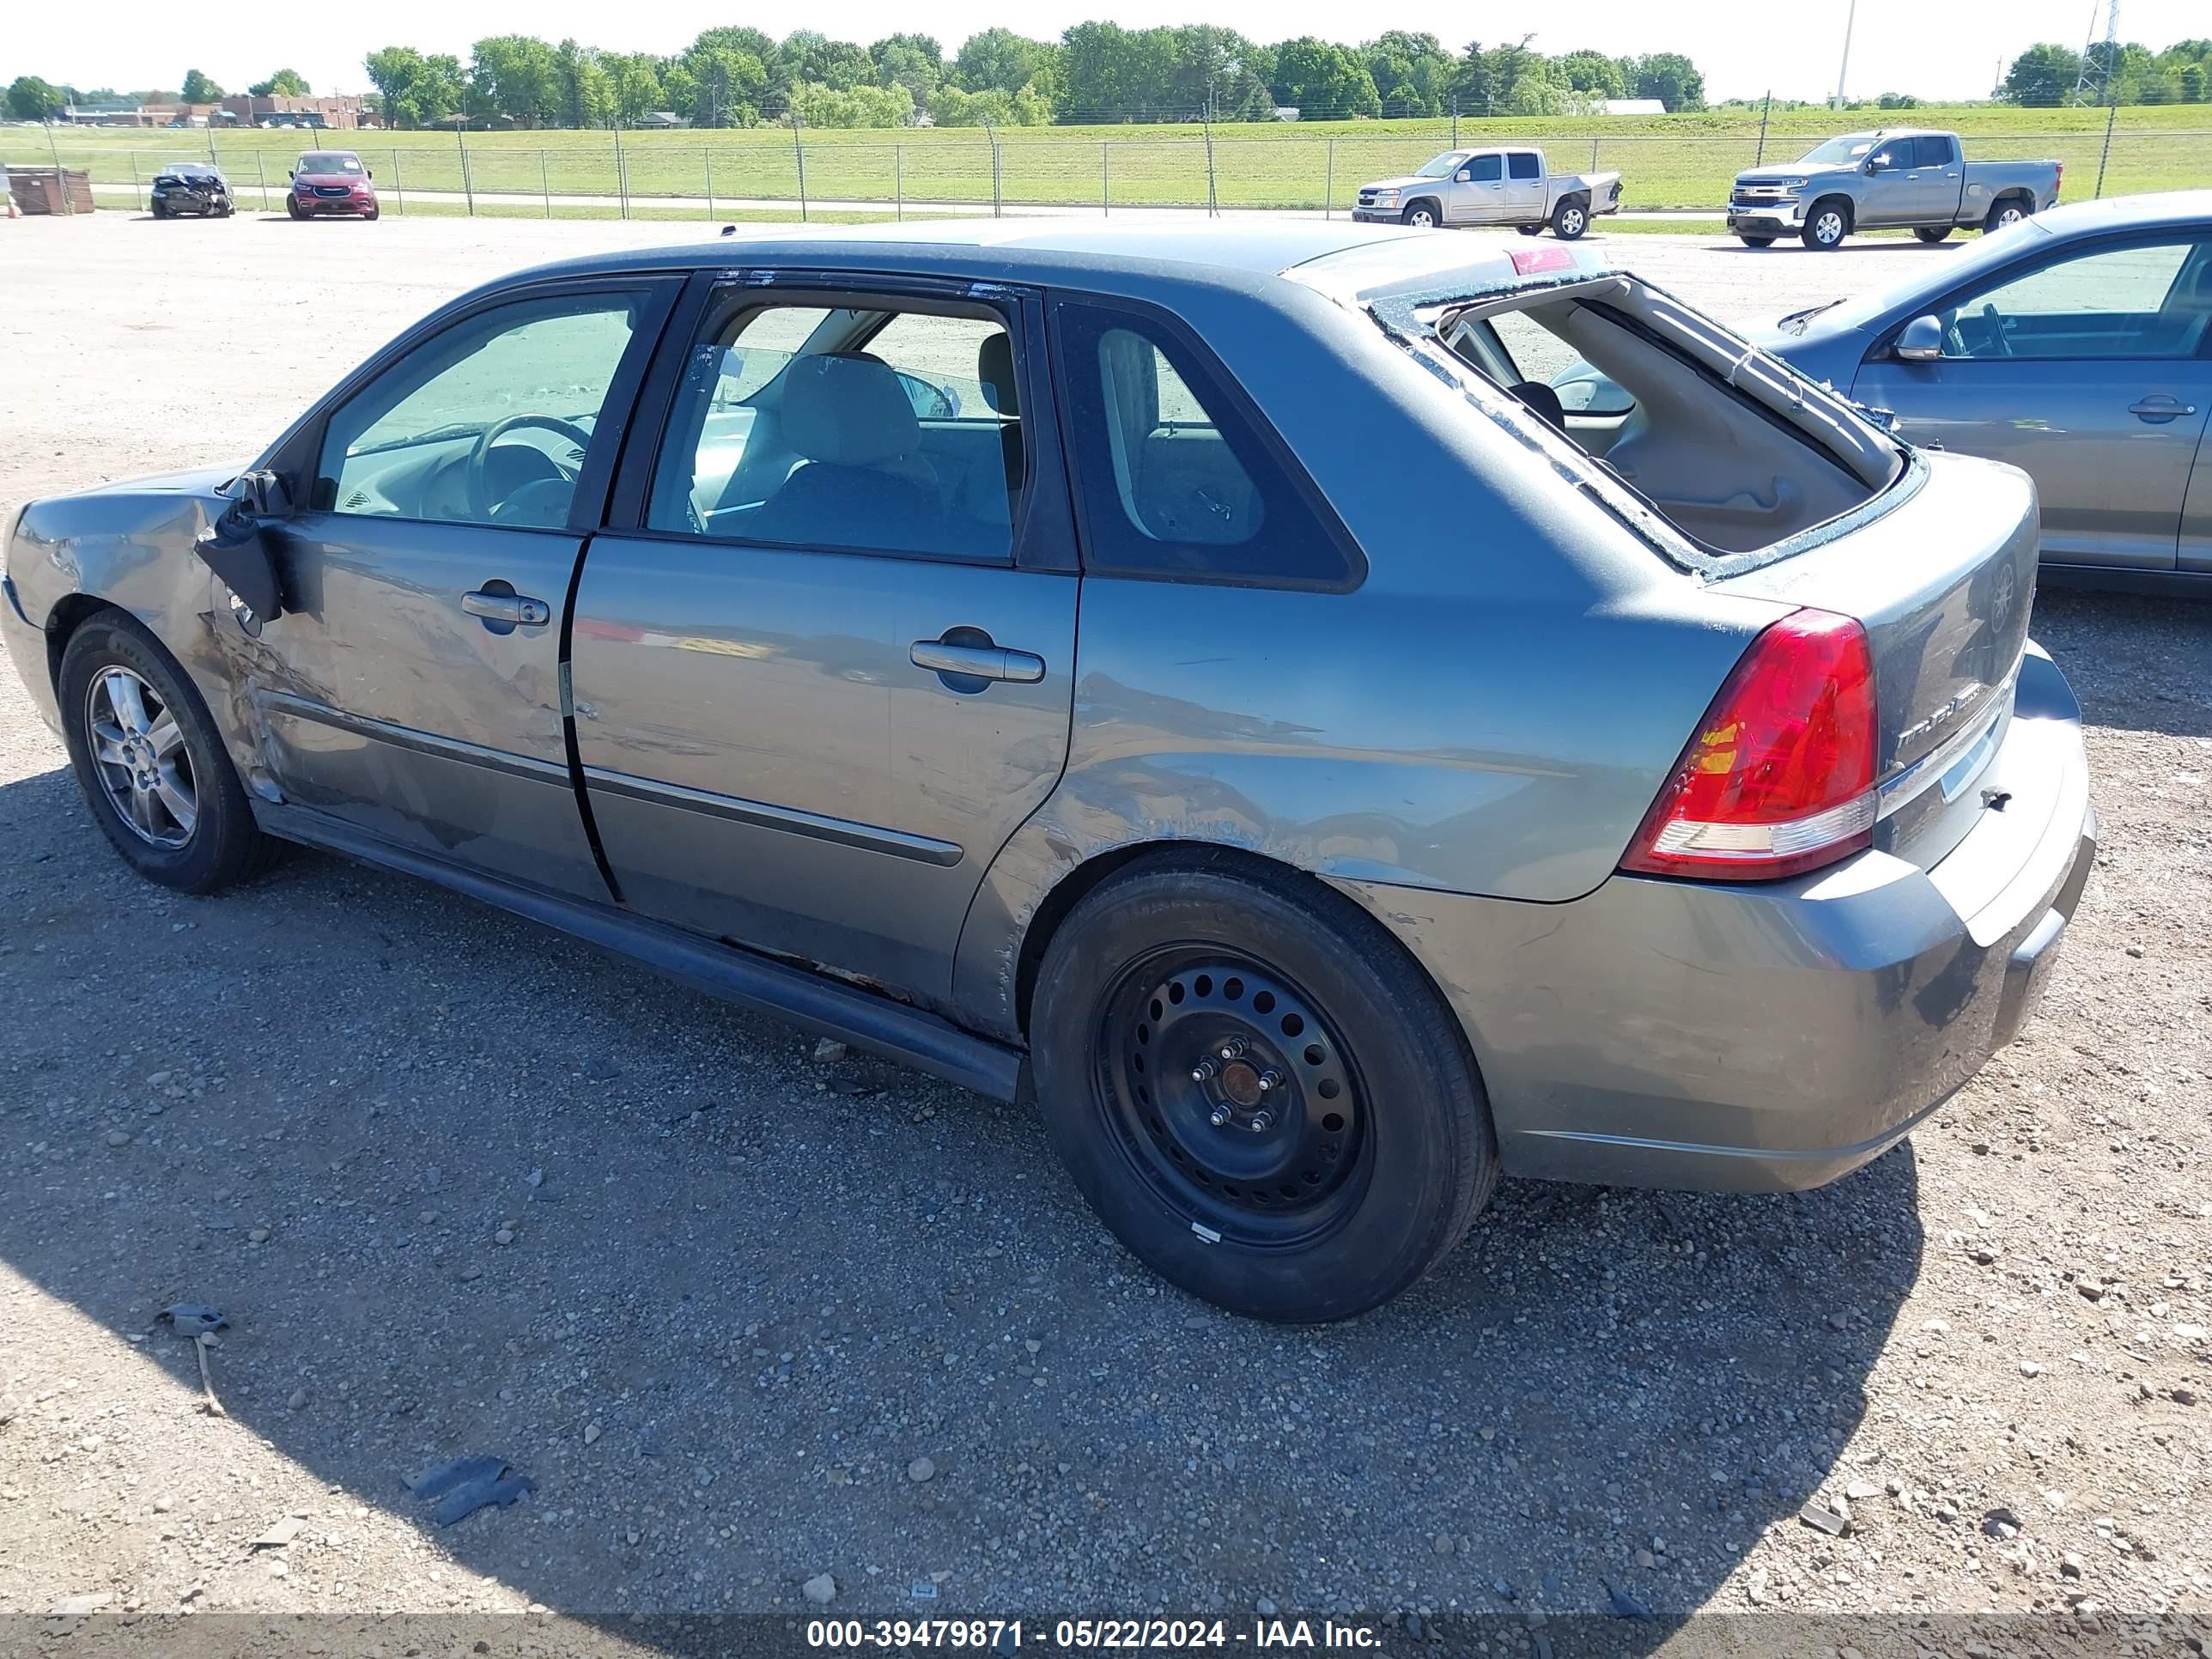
[1706,448,2038,874]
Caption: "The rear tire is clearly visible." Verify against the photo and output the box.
[58,613,273,896]
[1030,852,1498,1323]
[1914,225,1952,243]
[1983,198,2029,235]
[1516,223,1542,236]
[1551,198,1589,240]
[1802,200,1850,250]
[1737,234,1775,248]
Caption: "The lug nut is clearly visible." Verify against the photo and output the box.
[1218,1038,1248,1060]
[1191,1060,1216,1084]
[1209,1106,1232,1127]
[1256,1070,1283,1093]
[1249,1110,1273,1133]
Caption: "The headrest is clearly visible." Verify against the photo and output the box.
[781,352,920,466]
[978,331,1019,416]
[1508,379,1566,432]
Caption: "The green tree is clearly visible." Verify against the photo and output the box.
[552,40,614,126]
[1270,37,1379,120]
[605,53,665,124]
[249,68,310,96]
[1553,49,1626,100]
[672,27,774,126]
[1627,51,1704,111]
[956,27,1058,98]
[179,68,222,103]
[871,33,943,102]
[2001,42,2081,106]
[1363,32,1454,118]
[471,34,560,126]
[7,75,63,118]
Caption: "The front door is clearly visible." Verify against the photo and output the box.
[1854,234,2212,569]
[1450,152,1505,223]
[570,283,1077,1000]
[257,281,674,896]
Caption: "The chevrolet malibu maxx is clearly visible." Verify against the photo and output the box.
[0,224,2094,1321]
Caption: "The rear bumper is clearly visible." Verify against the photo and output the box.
[1334,646,2095,1193]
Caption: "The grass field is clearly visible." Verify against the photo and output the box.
[9,101,2207,215]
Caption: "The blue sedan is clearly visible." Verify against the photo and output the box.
[1761,191,2212,593]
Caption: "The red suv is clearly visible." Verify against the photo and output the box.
[287,150,379,220]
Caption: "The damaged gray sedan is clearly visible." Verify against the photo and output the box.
[2,224,2094,1322]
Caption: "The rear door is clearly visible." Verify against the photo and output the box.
[257,277,677,898]
[1502,150,1547,222]
[1853,232,2212,569]
[569,276,1079,1000]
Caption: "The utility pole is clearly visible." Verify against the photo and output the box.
[1832,0,1858,110]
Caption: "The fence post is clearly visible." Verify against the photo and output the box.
[2094,101,2117,198]
[791,116,808,222]
[987,124,1002,217]
[459,126,474,216]
[705,149,715,222]
[1202,116,1217,216]
[1451,95,1459,149]
[1323,137,1334,220]
[129,153,141,211]
[1590,133,1599,170]
[1755,90,1771,165]
[255,150,269,212]
[894,145,903,220]
[615,126,630,220]
[391,150,404,215]
[1101,141,1109,217]
[541,151,551,218]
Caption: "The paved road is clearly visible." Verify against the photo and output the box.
[3,214,2207,1653]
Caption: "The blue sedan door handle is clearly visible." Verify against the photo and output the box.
[911,634,1046,686]
[2129,397,2197,422]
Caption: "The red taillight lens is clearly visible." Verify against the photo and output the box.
[1621,607,1878,883]
[2054,162,2063,198]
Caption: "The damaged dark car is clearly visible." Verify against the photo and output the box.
[149,161,235,220]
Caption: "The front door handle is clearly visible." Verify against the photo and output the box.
[462,587,550,627]
[2129,398,2198,422]
[911,635,1046,687]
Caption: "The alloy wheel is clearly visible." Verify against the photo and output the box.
[85,666,196,848]
[1096,951,1371,1248]
[1814,210,1844,245]
[1559,206,1585,237]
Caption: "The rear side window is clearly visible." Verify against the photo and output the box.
[1054,301,1360,588]
[1913,135,1957,167]
[1507,152,1540,180]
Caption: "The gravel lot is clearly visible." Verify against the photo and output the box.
[3,212,2210,1651]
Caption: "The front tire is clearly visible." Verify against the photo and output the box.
[1736,234,1776,247]
[1984,198,2029,235]
[1516,223,1542,236]
[364,205,380,221]
[1802,200,1850,250]
[1030,854,1498,1322]
[287,198,304,220]
[1914,225,1952,243]
[1400,200,1439,228]
[1551,198,1589,240]
[58,613,271,895]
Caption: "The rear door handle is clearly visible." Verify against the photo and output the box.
[462,588,550,627]
[910,637,1046,685]
[2129,398,2197,422]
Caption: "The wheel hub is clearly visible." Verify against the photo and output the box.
[1101,957,1367,1238]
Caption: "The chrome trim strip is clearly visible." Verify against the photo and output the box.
[1876,674,2015,823]
[581,764,964,868]
[256,690,572,788]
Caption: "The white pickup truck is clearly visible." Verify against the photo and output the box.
[1351,147,1624,240]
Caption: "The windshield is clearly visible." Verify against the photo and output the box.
[1795,134,1878,166]
[1415,151,1471,179]
[299,153,362,173]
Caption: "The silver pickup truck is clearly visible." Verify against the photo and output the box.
[1727,129,2062,251]
[1352,147,1624,240]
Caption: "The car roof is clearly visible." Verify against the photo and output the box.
[500,218,1619,306]
[2028,187,2212,241]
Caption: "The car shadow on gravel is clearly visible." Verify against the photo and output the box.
[2030,589,2212,741]
[0,750,1920,1648]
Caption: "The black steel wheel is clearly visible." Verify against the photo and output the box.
[1098,951,1370,1249]
[1032,852,1498,1322]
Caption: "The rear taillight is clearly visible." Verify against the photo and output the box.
[1620,607,1878,883]
[2054,162,2063,198]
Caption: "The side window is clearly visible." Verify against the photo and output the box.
[647,297,1024,561]
[316,292,641,528]
[1941,240,2205,361]
[1506,152,1540,181]
[1468,154,1503,184]
[1915,135,1957,167]
[1055,301,1359,588]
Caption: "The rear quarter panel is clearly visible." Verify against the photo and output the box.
[949,273,1784,1037]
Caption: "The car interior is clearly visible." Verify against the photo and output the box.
[651,301,1026,560]
[1445,291,1894,555]
[1936,239,2212,360]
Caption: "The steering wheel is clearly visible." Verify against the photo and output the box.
[1980,302,2014,359]
[467,414,593,522]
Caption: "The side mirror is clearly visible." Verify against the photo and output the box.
[286,169,295,179]
[366,169,374,179]
[1893,314,1945,362]
[194,469,291,627]
[1867,153,1891,173]
[1455,167,1474,182]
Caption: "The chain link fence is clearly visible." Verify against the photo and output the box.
[15,113,2209,221]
